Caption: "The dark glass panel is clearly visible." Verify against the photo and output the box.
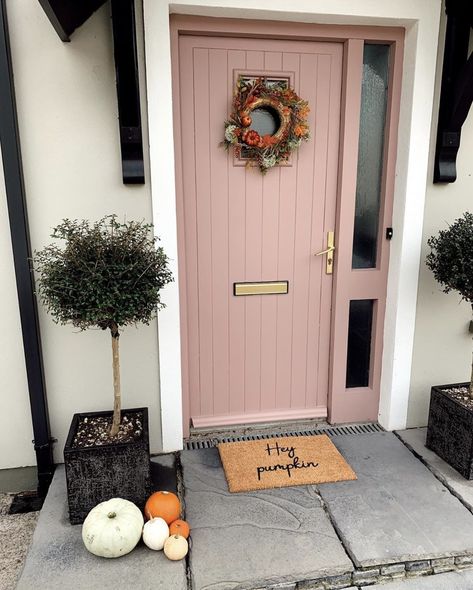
[346,299,374,388]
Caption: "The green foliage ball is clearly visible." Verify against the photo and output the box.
[34,216,173,331]
[426,211,473,304]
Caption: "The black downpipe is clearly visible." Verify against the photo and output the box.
[0,0,54,496]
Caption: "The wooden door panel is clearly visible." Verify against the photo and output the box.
[227,49,247,417]
[273,50,300,414]
[176,34,343,428]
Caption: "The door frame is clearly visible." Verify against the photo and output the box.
[142,0,441,452]
[170,15,403,436]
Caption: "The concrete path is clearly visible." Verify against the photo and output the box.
[16,466,186,590]
[181,447,353,590]
[318,432,473,567]
[362,568,473,589]
[397,427,473,512]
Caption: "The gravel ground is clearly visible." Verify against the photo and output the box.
[0,494,38,590]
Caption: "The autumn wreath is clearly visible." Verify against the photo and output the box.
[223,77,310,173]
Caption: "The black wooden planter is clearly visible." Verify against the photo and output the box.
[426,383,473,479]
[64,407,151,524]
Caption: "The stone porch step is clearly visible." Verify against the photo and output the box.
[362,568,473,589]
[15,430,473,590]
[181,447,354,590]
[396,427,473,513]
[318,432,473,568]
[15,465,187,590]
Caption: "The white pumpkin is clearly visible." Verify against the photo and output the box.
[142,517,169,550]
[82,498,144,558]
[164,534,189,561]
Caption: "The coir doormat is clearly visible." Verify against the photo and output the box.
[218,434,357,493]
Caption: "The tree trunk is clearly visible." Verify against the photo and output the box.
[470,349,473,398]
[110,322,121,436]
[470,338,473,399]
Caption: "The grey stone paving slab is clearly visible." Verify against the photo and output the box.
[362,568,473,589]
[318,432,473,568]
[396,428,473,512]
[16,466,186,590]
[181,447,353,590]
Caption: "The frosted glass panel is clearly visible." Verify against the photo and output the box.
[352,44,390,269]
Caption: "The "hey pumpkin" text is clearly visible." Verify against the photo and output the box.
[255,442,319,481]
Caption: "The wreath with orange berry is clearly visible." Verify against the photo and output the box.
[223,77,310,173]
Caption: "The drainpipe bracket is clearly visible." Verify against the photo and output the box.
[32,438,57,451]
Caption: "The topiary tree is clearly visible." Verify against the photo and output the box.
[426,211,473,396]
[34,216,173,436]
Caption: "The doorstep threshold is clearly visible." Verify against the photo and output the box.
[184,419,383,450]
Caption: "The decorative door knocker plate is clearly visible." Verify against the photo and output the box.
[222,77,310,173]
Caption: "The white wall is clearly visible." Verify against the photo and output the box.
[0,145,36,468]
[2,0,162,466]
[408,16,473,426]
[0,0,447,468]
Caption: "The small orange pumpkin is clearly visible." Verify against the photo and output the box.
[169,519,190,539]
[241,115,252,127]
[145,491,180,524]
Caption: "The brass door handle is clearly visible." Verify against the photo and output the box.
[314,245,335,256]
[314,231,335,274]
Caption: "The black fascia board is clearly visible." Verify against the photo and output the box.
[0,0,54,495]
[37,0,108,42]
[434,0,473,183]
[111,0,145,184]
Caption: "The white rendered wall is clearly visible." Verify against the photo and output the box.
[408,18,473,427]
[0,0,445,468]
[143,0,441,444]
[4,0,163,464]
[0,145,36,468]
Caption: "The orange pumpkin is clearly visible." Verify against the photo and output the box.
[169,519,190,539]
[145,491,181,524]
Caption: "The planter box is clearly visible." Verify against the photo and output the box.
[426,383,473,480]
[64,407,151,524]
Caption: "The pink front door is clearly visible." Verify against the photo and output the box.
[173,32,343,430]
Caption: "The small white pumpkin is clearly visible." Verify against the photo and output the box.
[164,534,189,561]
[82,498,144,558]
[142,517,169,550]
